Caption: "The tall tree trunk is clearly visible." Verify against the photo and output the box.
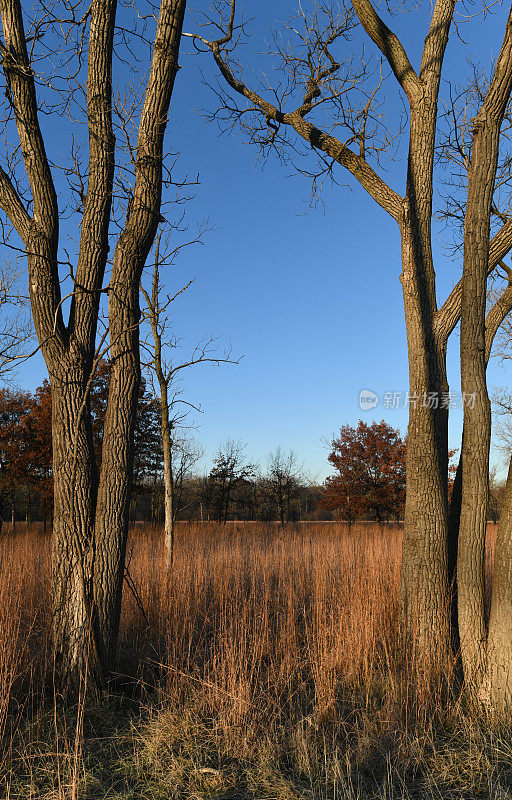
[399,212,450,663]
[159,377,175,567]
[50,371,101,688]
[143,251,177,567]
[486,454,512,711]
[93,341,139,672]
[446,281,512,659]
[457,10,512,701]
[203,0,459,662]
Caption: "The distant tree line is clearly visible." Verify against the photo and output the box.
[0,394,480,528]
[2,395,506,529]
[144,442,324,524]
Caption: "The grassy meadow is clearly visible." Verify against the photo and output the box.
[0,521,510,799]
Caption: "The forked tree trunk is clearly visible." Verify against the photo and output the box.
[205,0,459,660]
[145,276,176,567]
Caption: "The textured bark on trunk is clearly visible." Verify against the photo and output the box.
[486,456,512,711]
[457,10,512,702]
[50,369,101,687]
[203,0,478,662]
[445,286,512,659]
[399,223,449,659]
[481,282,512,712]
[344,0,455,663]
[93,342,139,670]
[398,83,451,661]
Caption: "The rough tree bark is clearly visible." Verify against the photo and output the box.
[447,271,512,655]
[457,10,512,705]
[487,448,512,711]
[486,372,512,709]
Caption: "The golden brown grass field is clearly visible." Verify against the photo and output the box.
[0,521,510,799]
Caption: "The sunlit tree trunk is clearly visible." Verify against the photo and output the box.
[457,9,512,706]
[51,368,102,687]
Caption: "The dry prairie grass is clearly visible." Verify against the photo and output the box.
[0,521,510,799]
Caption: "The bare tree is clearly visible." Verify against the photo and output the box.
[141,231,238,565]
[492,388,512,457]
[164,430,203,540]
[0,262,32,383]
[188,0,512,666]
[0,0,188,689]
[263,447,303,525]
[208,440,255,523]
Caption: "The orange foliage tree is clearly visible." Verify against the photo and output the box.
[323,420,407,523]
[0,388,33,529]
[0,361,162,530]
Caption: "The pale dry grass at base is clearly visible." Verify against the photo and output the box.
[0,521,510,799]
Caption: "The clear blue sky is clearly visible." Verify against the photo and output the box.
[11,0,512,481]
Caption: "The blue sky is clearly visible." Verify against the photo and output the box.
[11,0,512,481]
